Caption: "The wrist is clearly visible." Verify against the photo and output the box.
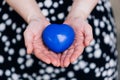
[68,0,98,20]
[27,15,47,24]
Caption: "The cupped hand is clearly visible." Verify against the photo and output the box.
[60,18,93,67]
[23,18,60,66]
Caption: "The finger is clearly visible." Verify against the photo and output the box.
[60,50,68,67]
[34,49,51,64]
[57,53,61,67]
[64,48,74,67]
[70,34,84,63]
[24,30,33,54]
[48,51,60,67]
[84,24,93,46]
[70,44,84,63]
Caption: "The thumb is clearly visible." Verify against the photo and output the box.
[24,30,34,54]
[84,24,93,46]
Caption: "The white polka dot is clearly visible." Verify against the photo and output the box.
[95,72,101,77]
[106,56,110,61]
[102,71,107,77]
[49,9,55,14]
[16,27,22,33]
[107,25,112,31]
[109,59,115,67]
[36,76,42,80]
[100,6,104,12]
[94,49,102,58]
[67,71,74,78]
[78,60,88,69]
[12,73,20,80]
[67,6,71,12]
[42,9,49,16]
[1,35,7,42]
[90,40,95,46]
[88,53,93,58]
[54,69,60,74]
[23,73,28,78]
[95,67,100,73]
[90,63,96,69]
[94,43,100,49]
[58,13,64,19]
[32,73,36,77]
[4,47,8,52]
[46,66,54,73]
[38,2,43,8]
[59,0,63,4]
[0,69,3,76]
[100,67,104,72]
[20,65,25,70]
[8,56,12,61]
[39,69,45,74]
[5,69,11,76]
[85,46,93,52]
[95,28,100,36]
[51,73,56,78]
[0,55,4,63]
[96,6,100,11]
[61,68,65,72]
[105,63,110,69]
[73,65,79,71]
[84,67,90,73]
[53,2,59,8]
[25,59,34,67]
[17,57,24,64]
[104,34,110,44]
[2,13,9,20]
[44,0,52,8]
[5,41,10,47]
[58,77,66,80]
[0,8,2,12]
[22,24,26,29]
[12,38,16,44]
[94,19,99,27]
[9,7,13,11]
[12,23,16,30]
[11,67,15,72]
[51,16,56,21]
[0,33,1,37]
[26,55,31,59]
[16,34,22,41]
[8,48,14,55]
[19,48,26,56]
[6,19,12,26]
[107,69,114,76]
[43,74,50,80]
[100,21,105,28]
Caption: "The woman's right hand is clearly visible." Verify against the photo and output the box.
[23,18,60,67]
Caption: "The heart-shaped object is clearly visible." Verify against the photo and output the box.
[42,24,75,53]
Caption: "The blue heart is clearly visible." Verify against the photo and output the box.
[42,24,75,53]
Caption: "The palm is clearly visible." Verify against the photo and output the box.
[60,18,93,67]
[24,20,60,66]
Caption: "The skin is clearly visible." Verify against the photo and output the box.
[6,0,99,67]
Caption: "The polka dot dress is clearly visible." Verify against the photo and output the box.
[0,0,118,80]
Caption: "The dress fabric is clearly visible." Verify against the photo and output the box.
[0,0,118,80]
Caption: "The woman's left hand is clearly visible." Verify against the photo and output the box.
[60,18,93,67]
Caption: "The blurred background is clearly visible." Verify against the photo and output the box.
[110,0,120,80]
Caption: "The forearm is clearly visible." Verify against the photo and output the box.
[6,0,45,23]
[67,0,99,20]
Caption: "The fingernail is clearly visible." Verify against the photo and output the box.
[64,63,69,67]
[46,59,51,64]
[71,58,75,63]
